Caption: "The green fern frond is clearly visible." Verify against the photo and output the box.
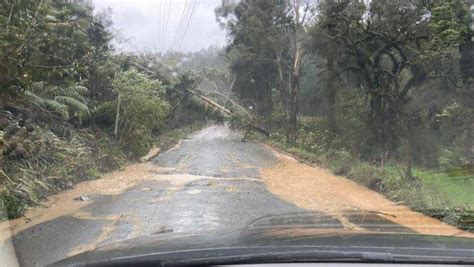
[26,90,69,118]
[28,82,47,94]
[54,96,90,115]
[25,83,90,120]
[41,85,89,104]
[25,91,44,106]
[66,85,89,96]
[42,99,69,119]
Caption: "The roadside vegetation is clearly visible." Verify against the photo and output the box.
[219,0,474,231]
[0,0,223,219]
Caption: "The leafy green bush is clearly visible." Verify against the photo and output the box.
[297,118,331,152]
[439,148,468,170]
[346,162,384,189]
[229,111,252,131]
[112,69,169,158]
[122,129,154,158]
[0,189,27,220]
[90,101,116,130]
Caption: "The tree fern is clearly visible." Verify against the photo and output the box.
[54,96,90,115]
[25,83,90,121]
[42,85,89,104]
[25,91,69,119]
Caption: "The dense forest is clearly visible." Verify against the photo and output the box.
[0,0,225,218]
[216,0,474,229]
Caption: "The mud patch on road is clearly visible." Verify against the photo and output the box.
[0,162,160,241]
[0,163,220,241]
[261,151,474,238]
[1,160,266,243]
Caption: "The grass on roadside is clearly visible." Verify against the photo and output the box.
[415,169,474,206]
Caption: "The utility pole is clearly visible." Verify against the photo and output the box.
[114,93,121,140]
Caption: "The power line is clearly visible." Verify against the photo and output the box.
[160,0,168,51]
[171,0,190,50]
[178,0,194,45]
[163,0,172,51]
[155,0,162,52]
[178,0,198,50]
[172,0,197,51]
[160,0,166,50]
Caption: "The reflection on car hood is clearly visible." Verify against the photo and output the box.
[52,212,474,266]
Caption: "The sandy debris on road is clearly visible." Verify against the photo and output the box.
[261,150,474,238]
[140,146,161,162]
[0,162,162,242]
[0,163,262,242]
[0,161,222,241]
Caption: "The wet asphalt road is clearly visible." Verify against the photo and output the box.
[8,125,413,266]
[9,125,311,266]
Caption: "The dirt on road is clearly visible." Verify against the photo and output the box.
[0,162,159,241]
[261,149,474,238]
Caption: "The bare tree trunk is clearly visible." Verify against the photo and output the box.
[276,54,289,112]
[287,0,301,143]
[288,74,300,143]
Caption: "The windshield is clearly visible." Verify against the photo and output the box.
[1,0,474,266]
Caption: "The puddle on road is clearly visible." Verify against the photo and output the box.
[261,148,474,238]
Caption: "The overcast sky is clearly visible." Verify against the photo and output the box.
[92,0,227,53]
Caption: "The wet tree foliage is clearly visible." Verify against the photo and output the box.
[217,0,473,170]
[217,0,474,228]
[0,0,222,218]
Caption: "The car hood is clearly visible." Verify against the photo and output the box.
[53,227,474,266]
